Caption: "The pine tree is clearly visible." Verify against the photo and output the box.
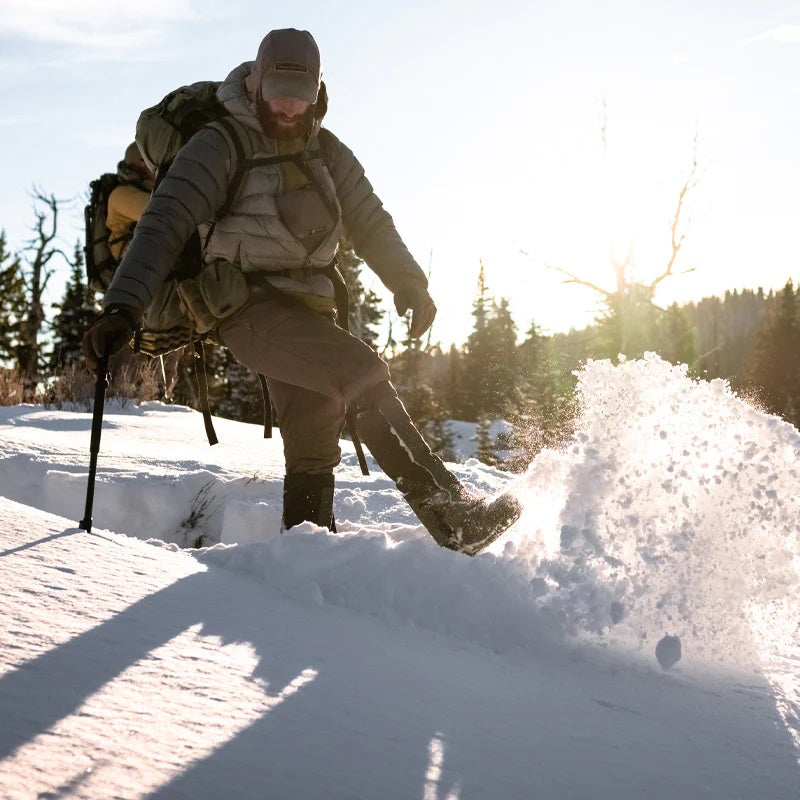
[659,302,697,371]
[594,282,661,360]
[510,320,577,468]
[464,263,520,419]
[484,296,519,416]
[427,416,456,462]
[213,347,265,424]
[49,242,97,370]
[474,415,498,466]
[463,261,493,419]
[169,343,264,425]
[0,231,25,368]
[744,279,800,426]
[443,344,468,419]
[337,240,384,348]
[390,312,439,427]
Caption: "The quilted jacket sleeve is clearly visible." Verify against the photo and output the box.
[102,127,232,312]
[321,129,428,294]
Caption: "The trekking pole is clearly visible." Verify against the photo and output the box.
[79,354,110,532]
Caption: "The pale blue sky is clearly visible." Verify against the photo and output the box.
[1,0,798,345]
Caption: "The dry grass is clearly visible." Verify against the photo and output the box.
[1,354,166,411]
[0,368,24,405]
[44,357,163,411]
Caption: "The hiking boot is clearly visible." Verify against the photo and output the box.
[283,472,336,532]
[405,486,522,556]
[353,381,521,554]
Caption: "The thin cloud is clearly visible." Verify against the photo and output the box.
[0,115,34,127]
[0,0,200,54]
[743,24,800,45]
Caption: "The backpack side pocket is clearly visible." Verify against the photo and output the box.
[198,259,251,320]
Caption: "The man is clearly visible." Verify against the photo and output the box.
[101,143,183,398]
[83,28,520,554]
[106,142,155,263]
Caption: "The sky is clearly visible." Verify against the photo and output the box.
[1,354,799,796]
[0,1,798,345]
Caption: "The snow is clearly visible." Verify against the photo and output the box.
[443,418,513,461]
[1,354,799,799]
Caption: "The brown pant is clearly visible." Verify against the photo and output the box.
[218,295,390,474]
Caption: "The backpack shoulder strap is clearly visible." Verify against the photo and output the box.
[207,116,252,219]
[207,117,329,215]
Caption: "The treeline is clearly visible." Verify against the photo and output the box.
[385,271,800,468]
[554,282,800,423]
[1,195,799,469]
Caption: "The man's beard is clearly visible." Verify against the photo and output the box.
[256,102,314,141]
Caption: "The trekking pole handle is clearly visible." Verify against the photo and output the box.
[79,355,110,532]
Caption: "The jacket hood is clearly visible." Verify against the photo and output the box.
[116,160,154,191]
[217,61,328,144]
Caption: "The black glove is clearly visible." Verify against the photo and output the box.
[394,282,437,339]
[82,305,140,374]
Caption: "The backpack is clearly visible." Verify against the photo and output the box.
[131,81,299,446]
[132,79,339,361]
[125,81,368,467]
[135,81,225,180]
[84,172,123,294]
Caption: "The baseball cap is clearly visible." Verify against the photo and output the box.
[124,141,143,164]
[255,28,321,104]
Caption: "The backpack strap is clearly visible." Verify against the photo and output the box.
[210,116,250,220]
[201,117,326,249]
[321,258,370,476]
[257,373,273,439]
[186,119,348,452]
[108,222,136,250]
[211,119,330,215]
[192,339,218,446]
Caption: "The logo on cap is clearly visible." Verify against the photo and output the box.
[274,62,309,73]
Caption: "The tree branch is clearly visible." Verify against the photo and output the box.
[543,261,613,300]
[650,140,699,293]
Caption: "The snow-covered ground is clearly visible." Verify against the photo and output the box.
[1,354,798,799]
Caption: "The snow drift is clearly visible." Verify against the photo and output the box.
[1,354,799,798]
[1,354,798,672]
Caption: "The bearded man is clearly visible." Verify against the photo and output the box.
[83,28,520,554]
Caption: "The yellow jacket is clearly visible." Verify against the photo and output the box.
[106,183,151,261]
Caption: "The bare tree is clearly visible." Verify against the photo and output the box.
[540,135,700,357]
[18,188,70,399]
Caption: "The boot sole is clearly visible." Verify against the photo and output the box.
[455,495,523,556]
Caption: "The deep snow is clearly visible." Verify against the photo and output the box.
[0,354,798,799]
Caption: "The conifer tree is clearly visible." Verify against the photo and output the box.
[463,261,493,419]
[464,263,520,419]
[474,415,498,466]
[744,279,800,426]
[485,296,520,415]
[593,282,661,360]
[659,302,697,371]
[49,242,97,369]
[427,416,456,462]
[390,311,439,426]
[213,347,265,424]
[510,320,576,468]
[337,240,384,348]
[443,344,468,419]
[0,231,25,368]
